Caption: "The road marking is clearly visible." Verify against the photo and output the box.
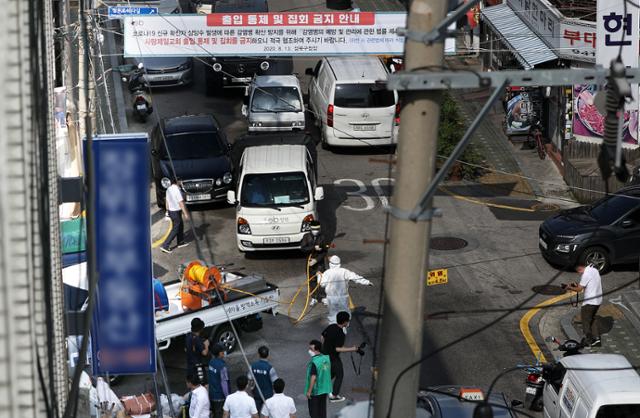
[152,218,172,248]
[519,292,574,363]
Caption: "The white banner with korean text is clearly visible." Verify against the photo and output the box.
[123,12,408,57]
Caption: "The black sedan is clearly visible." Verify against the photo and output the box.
[539,186,640,272]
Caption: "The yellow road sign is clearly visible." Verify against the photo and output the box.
[426,269,448,286]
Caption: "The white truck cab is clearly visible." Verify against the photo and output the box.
[227,136,323,252]
[543,353,640,418]
[242,75,306,132]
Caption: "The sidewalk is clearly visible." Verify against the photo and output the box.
[539,290,640,365]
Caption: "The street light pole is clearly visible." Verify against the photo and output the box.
[374,1,447,417]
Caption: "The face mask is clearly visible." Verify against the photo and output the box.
[311,230,319,237]
[308,349,316,357]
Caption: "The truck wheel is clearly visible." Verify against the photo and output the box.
[578,246,610,273]
[213,324,238,353]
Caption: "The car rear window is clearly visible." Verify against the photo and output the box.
[596,404,640,417]
[334,83,395,108]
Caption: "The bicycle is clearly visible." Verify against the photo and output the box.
[527,119,546,160]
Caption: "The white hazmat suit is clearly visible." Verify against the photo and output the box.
[318,255,372,323]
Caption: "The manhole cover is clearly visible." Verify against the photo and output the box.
[532,285,566,295]
[430,237,468,251]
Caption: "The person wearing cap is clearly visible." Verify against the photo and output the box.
[208,343,231,418]
[318,255,372,323]
[300,220,330,306]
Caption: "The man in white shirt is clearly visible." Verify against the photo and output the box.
[261,378,296,418]
[185,374,210,418]
[223,375,258,418]
[160,177,190,254]
[566,264,603,347]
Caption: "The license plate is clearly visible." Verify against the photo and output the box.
[526,387,538,395]
[263,237,290,244]
[136,104,147,110]
[158,76,174,81]
[186,193,211,202]
[353,124,376,131]
[539,237,548,250]
[232,77,251,83]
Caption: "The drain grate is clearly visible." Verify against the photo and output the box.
[532,285,566,295]
[430,237,468,251]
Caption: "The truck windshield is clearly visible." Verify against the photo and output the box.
[251,87,302,112]
[240,172,309,207]
[164,132,224,159]
[334,83,395,108]
[596,404,640,417]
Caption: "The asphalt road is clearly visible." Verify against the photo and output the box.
[114,7,640,418]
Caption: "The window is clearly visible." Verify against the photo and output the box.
[596,404,640,418]
[163,132,225,159]
[623,208,640,225]
[240,172,309,207]
[334,83,395,108]
[589,194,640,225]
[251,87,302,113]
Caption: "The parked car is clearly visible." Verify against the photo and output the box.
[306,56,399,148]
[242,75,305,132]
[133,57,193,88]
[151,114,233,209]
[539,185,640,272]
[202,0,294,96]
[417,386,518,418]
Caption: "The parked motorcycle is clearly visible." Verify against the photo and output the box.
[123,63,152,123]
[523,336,584,411]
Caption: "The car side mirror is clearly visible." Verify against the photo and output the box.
[227,190,237,205]
[314,186,324,201]
[621,219,635,228]
[305,68,314,76]
[241,104,248,117]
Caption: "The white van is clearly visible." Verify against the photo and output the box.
[227,139,323,252]
[242,75,306,132]
[543,354,640,418]
[306,56,399,148]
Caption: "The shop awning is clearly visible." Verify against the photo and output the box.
[482,3,557,70]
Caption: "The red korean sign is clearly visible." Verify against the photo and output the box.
[123,12,406,57]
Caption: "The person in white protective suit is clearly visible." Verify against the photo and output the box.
[318,255,372,323]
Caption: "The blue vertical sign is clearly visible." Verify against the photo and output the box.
[87,133,156,375]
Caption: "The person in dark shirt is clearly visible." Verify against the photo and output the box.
[247,345,278,414]
[209,344,231,418]
[321,311,359,403]
[186,318,209,382]
[300,221,329,305]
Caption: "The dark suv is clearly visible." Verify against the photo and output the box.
[151,114,233,209]
[539,186,640,272]
[202,0,293,96]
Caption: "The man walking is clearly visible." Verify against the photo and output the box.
[185,374,210,418]
[318,255,372,323]
[248,346,278,413]
[305,340,332,418]
[186,318,209,381]
[261,378,296,418]
[160,177,190,253]
[321,311,361,403]
[301,221,330,306]
[209,344,231,418]
[222,376,258,418]
[566,264,603,347]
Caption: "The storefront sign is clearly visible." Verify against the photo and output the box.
[504,87,543,135]
[88,133,156,375]
[123,12,406,57]
[559,20,596,62]
[506,0,561,47]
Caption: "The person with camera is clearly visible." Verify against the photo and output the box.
[564,263,603,347]
[186,318,209,382]
[320,311,363,403]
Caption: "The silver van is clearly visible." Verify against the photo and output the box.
[242,75,305,132]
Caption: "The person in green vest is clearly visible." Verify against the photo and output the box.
[305,339,332,418]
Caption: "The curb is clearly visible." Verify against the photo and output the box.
[560,309,581,342]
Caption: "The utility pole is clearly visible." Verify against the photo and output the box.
[374,1,447,417]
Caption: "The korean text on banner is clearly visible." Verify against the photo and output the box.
[597,0,639,107]
[87,133,156,375]
[123,12,406,57]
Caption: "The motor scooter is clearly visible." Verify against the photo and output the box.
[523,336,584,411]
[122,63,152,122]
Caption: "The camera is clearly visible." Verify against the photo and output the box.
[356,342,366,356]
